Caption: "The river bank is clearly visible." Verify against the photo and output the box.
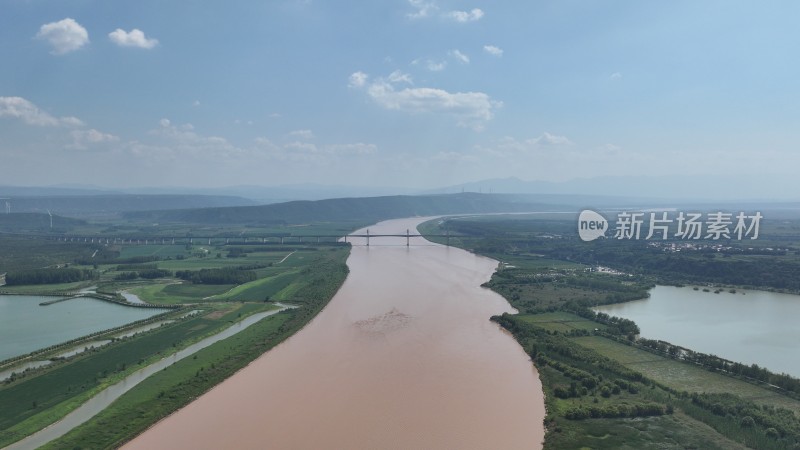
[123,217,546,450]
[3,304,293,450]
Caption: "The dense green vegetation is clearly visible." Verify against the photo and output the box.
[425,215,800,292]
[422,215,800,449]
[7,200,800,448]
[497,315,800,449]
[5,268,97,286]
[41,312,293,449]
[0,213,352,449]
[36,248,349,449]
[0,236,99,273]
[0,312,235,440]
[176,267,257,284]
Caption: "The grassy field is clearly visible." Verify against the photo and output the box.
[0,237,100,273]
[573,335,800,414]
[128,283,234,305]
[118,245,193,259]
[0,281,95,294]
[546,411,749,450]
[215,270,301,301]
[517,311,608,333]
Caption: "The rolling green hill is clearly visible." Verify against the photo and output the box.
[0,213,86,232]
[0,195,256,217]
[123,193,565,225]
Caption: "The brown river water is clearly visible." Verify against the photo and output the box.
[123,217,545,449]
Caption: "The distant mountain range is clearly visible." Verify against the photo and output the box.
[0,194,256,217]
[2,173,797,221]
[6,173,798,205]
[0,184,414,203]
[425,175,800,202]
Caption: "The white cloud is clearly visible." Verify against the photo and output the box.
[610,72,622,80]
[449,49,470,64]
[483,45,503,57]
[407,1,484,23]
[431,151,479,163]
[36,18,89,55]
[351,72,500,130]
[0,96,83,127]
[150,119,240,158]
[425,60,447,71]
[108,28,159,49]
[285,141,318,153]
[60,116,85,127]
[407,0,438,19]
[252,138,377,163]
[479,133,573,158]
[530,132,573,146]
[192,100,201,107]
[445,8,484,23]
[348,71,369,88]
[597,143,622,155]
[387,70,413,84]
[288,129,315,140]
[254,137,279,148]
[325,143,377,155]
[282,141,378,156]
[68,129,120,150]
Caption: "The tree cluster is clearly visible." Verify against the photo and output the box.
[176,268,256,285]
[5,268,97,285]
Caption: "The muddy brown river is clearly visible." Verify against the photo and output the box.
[124,217,545,449]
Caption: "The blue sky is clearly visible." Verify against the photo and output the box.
[1,1,799,191]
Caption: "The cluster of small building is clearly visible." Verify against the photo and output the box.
[585,265,628,276]
[647,241,789,254]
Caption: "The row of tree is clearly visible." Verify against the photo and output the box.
[176,268,257,285]
[564,402,668,420]
[113,269,173,281]
[633,336,800,397]
[4,268,97,285]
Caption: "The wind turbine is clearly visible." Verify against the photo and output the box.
[47,210,53,229]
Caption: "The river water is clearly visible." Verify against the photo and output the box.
[123,217,546,450]
[0,295,169,361]
[596,285,800,377]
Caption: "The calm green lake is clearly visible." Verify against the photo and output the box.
[0,295,169,360]
[595,285,800,377]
